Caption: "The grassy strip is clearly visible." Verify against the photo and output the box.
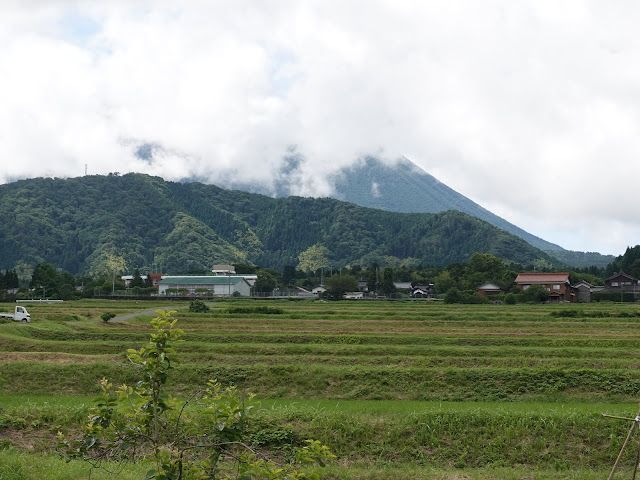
[0,449,621,480]
[0,449,147,480]
[320,465,618,480]
[1,396,638,470]
[7,351,640,370]
[2,394,635,413]
[6,361,640,401]
[8,327,640,349]
[7,333,640,363]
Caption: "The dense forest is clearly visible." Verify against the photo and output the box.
[0,173,562,276]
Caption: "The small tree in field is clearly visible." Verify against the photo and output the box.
[189,299,210,313]
[58,310,334,479]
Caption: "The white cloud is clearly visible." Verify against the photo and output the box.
[1,1,639,255]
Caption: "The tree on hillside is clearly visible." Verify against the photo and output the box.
[298,244,330,273]
[630,259,640,280]
[3,269,19,289]
[605,245,640,277]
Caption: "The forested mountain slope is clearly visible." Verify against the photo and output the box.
[227,156,614,268]
[0,173,555,275]
[331,158,620,267]
[331,157,563,251]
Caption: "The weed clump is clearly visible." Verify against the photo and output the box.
[189,299,210,313]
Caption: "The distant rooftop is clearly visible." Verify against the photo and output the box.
[514,273,570,284]
[159,276,248,286]
[212,264,236,274]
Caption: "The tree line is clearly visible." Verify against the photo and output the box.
[3,244,639,302]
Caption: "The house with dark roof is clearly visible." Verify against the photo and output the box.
[514,272,572,302]
[571,280,594,303]
[604,271,639,290]
[476,283,502,296]
[312,285,327,295]
[410,284,434,298]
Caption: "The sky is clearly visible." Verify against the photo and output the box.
[1,1,639,256]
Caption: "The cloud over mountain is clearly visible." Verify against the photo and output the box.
[2,1,640,254]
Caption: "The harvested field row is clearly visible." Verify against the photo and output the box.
[1,395,638,470]
[5,349,640,370]
[4,299,640,477]
[5,335,640,356]
[8,326,640,348]
[5,360,640,402]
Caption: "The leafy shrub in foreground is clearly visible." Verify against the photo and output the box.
[58,310,333,479]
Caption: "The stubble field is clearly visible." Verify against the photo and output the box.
[2,298,640,479]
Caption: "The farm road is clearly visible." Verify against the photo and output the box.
[111,308,166,323]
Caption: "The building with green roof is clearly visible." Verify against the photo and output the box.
[157,276,251,297]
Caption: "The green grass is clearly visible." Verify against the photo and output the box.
[0,449,620,480]
[1,394,638,469]
[3,299,640,475]
[0,449,148,480]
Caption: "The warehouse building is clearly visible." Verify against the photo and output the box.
[157,276,252,297]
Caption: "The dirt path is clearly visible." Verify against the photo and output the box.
[111,308,166,323]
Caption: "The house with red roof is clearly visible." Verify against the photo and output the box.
[514,272,572,302]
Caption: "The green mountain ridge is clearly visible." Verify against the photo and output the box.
[329,157,614,268]
[0,173,556,275]
[224,156,614,268]
[332,157,563,251]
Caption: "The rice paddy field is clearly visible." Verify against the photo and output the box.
[3,298,640,479]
